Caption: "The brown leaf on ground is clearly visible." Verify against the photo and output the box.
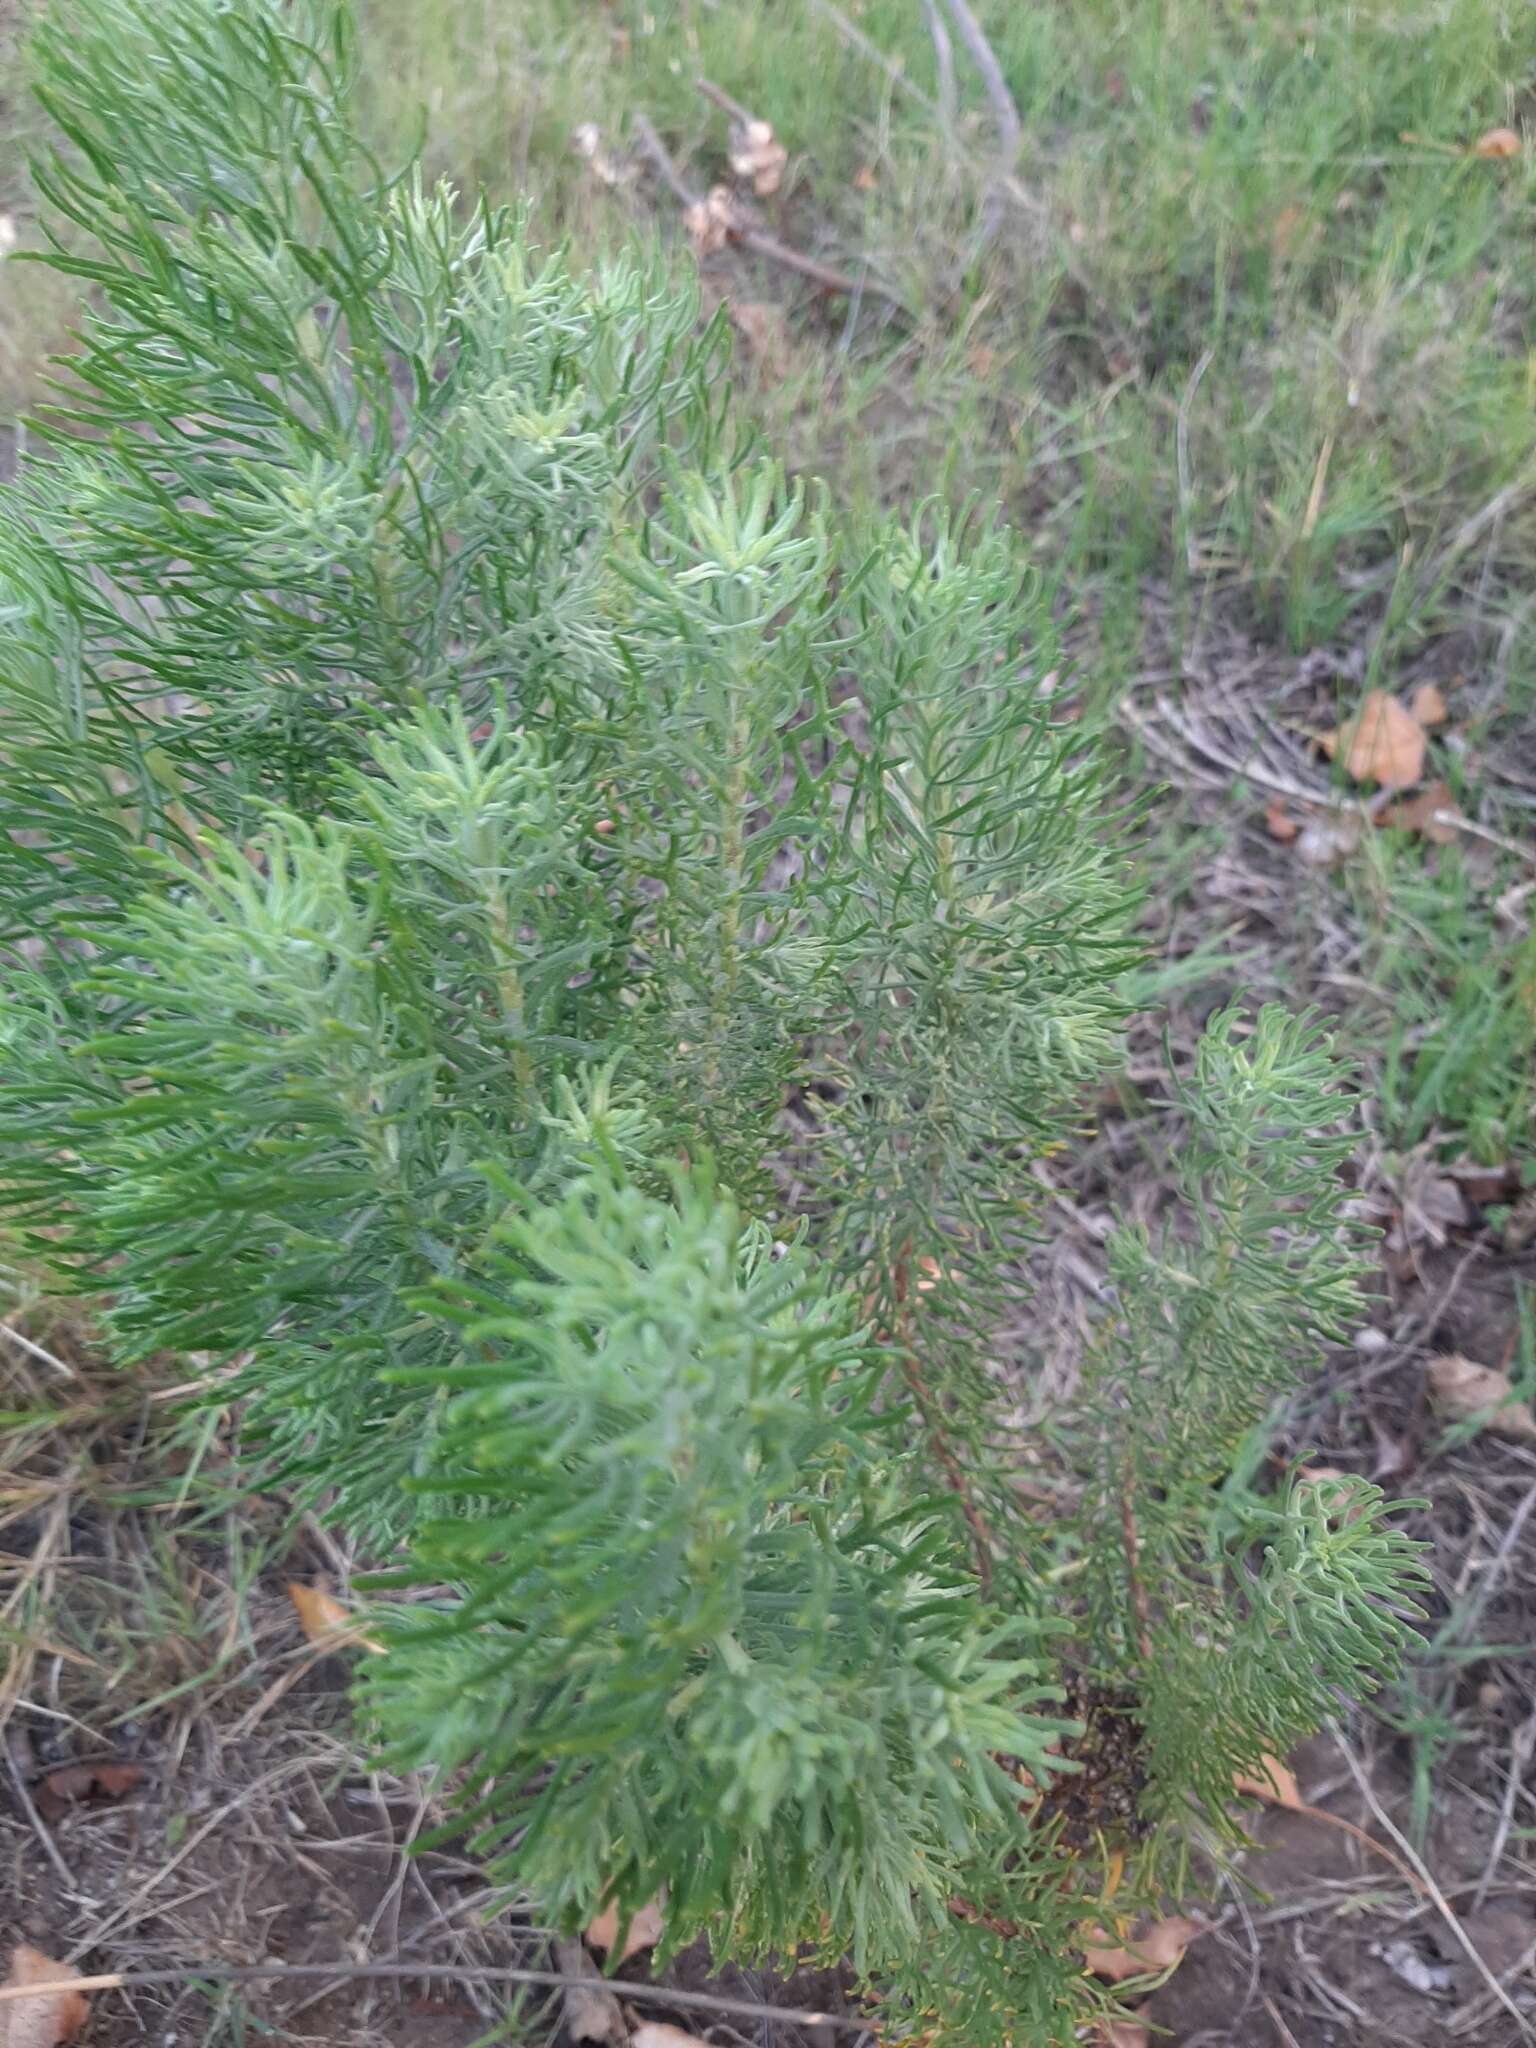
[1082,1915,1203,1984]
[1382,778,1460,845]
[1369,1414,1418,1482]
[572,123,627,189]
[1409,681,1448,728]
[1095,2022,1150,2048]
[286,1580,385,1654]
[729,118,789,197]
[1264,798,1300,843]
[1428,1354,1536,1440]
[585,1891,666,1961]
[1233,1754,1303,1809]
[34,1759,147,1824]
[1443,1156,1521,1206]
[632,2028,716,2048]
[685,186,736,256]
[1472,126,1522,158]
[0,1948,88,2048]
[552,1939,624,2046]
[1390,1153,1472,1251]
[1319,690,1426,790]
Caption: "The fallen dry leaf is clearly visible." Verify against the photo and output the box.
[1369,1413,1418,1483]
[729,118,789,197]
[1472,126,1522,158]
[34,1760,147,1825]
[1428,1355,1536,1441]
[1389,1153,1472,1252]
[684,185,736,256]
[1082,1914,1203,1984]
[1319,690,1426,790]
[571,122,627,189]
[1264,798,1300,843]
[1442,1157,1521,1207]
[552,1939,623,2046]
[0,1948,88,2048]
[1232,1754,1302,1810]
[585,1891,666,1961]
[286,1581,385,1654]
[1409,681,1448,728]
[1375,1938,1453,1996]
[633,2028,716,2048]
[1382,778,1460,845]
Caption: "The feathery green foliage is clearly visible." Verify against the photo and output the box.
[0,1,1425,2038]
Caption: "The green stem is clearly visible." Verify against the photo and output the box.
[485,885,538,1114]
[706,711,749,1096]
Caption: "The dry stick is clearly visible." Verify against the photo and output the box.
[630,114,879,302]
[810,0,1138,360]
[1471,1707,1536,1915]
[1174,347,1215,575]
[809,0,940,116]
[1328,1726,1536,2042]
[3,1735,77,1895]
[919,0,957,138]
[891,1251,996,1596]
[939,0,1020,158]
[695,76,755,129]
[939,0,1020,246]
[0,1318,77,1381]
[0,1963,869,2031]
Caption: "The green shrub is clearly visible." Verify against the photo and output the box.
[0,1,1424,2038]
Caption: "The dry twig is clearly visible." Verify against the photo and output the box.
[0,1961,870,2030]
[630,114,880,301]
[1329,1726,1536,2041]
[919,0,957,137]
[940,0,1020,245]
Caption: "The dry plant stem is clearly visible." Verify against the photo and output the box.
[4,1732,77,1893]
[940,0,1020,244]
[1328,1725,1536,2040]
[695,76,755,128]
[630,113,877,300]
[810,0,1138,358]
[1261,1991,1305,2048]
[1472,1707,1536,1914]
[892,1251,996,1596]
[919,0,957,137]
[1175,347,1215,575]
[0,1964,868,2030]
[809,0,941,117]
[939,0,1020,158]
